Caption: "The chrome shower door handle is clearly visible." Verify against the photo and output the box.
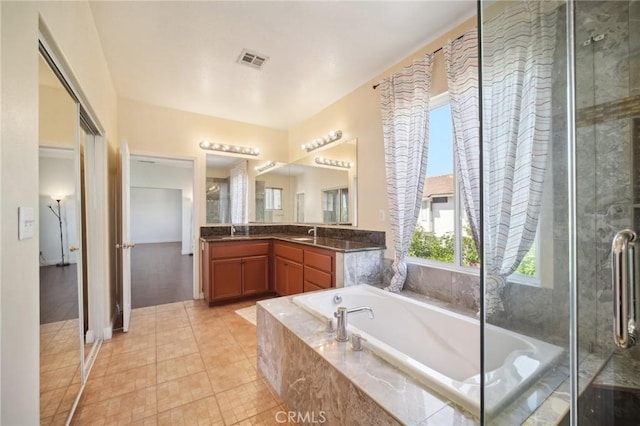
[612,229,638,349]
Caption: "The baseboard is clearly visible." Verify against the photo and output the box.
[40,260,78,267]
[85,329,95,344]
[103,314,115,340]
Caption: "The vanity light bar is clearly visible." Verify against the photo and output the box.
[255,161,276,173]
[315,157,353,169]
[199,140,260,156]
[300,130,343,152]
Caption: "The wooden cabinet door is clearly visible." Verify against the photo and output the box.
[211,258,243,300]
[274,256,288,296]
[243,255,269,295]
[287,261,303,295]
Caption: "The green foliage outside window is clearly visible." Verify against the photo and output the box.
[409,225,536,277]
[515,246,536,276]
[409,226,454,263]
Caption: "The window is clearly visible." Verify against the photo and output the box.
[408,93,537,280]
[265,187,282,210]
[409,93,479,269]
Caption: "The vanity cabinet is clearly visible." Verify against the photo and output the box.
[201,238,338,303]
[273,241,335,295]
[274,242,304,296]
[202,240,270,305]
[303,246,335,293]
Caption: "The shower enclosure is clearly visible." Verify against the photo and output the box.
[480,1,640,424]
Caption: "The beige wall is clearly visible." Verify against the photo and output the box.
[287,17,476,253]
[118,97,289,232]
[1,1,118,422]
[39,85,77,148]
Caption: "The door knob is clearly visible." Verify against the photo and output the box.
[126,242,136,249]
[70,246,79,252]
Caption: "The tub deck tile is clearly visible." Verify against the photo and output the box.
[257,295,477,425]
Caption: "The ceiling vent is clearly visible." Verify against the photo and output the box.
[237,49,269,70]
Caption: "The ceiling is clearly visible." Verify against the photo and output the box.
[89,1,475,130]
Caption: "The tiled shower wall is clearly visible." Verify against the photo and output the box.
[488,0,640,361]
[574,0,638,359]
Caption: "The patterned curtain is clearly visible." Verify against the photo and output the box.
[444,29,481,254]
[380,53,434,292]
[481,2,557,314]
[230,161,248,223]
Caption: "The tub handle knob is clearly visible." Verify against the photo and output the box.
[351,334,366,351]
[333,294,342,304]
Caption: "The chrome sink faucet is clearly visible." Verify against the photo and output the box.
[230,224,236,237]
[334,306,374,342]
[308,225,317,238]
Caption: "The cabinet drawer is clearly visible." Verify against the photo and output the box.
[304,265,333,289]
[304,281,325,293]
[304,249,334,273]
[274,243,303,263]
[210,242,270,259]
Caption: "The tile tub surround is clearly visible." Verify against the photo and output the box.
[256,294,479,425]
[382,258,481,313]
[336,250,385,287]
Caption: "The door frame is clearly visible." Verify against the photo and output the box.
[125,150,200,301]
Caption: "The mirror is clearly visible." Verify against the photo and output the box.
[289,138,357,225]
[38,54,86,422]
[252,162,291,223]
[205,154,250,224]
[206,138,358,226]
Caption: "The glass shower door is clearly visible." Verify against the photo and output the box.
[574,1,640,424]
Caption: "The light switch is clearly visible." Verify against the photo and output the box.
[18,207,35,240]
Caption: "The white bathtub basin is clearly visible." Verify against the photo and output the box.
[292,285,563,416]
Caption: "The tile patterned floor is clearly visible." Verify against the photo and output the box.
[66,299,288,425]
[40,318,83,425]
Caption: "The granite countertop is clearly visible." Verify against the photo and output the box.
[200,233,385,253]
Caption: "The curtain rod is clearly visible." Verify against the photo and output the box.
[372,32,466,90]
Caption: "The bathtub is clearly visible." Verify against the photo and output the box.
[292,284,563,416]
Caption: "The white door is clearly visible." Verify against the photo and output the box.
[120,140,133,332]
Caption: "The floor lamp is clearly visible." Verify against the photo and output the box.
[49,198,70,267]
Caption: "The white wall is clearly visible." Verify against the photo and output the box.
[39,156,78,265]
[131,187,182,244]
[1,2,119,422]
[130,160,194,253]
[432,198,455,236]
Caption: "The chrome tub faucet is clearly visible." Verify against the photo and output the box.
[230,224,236,237]
[334,306,374,342]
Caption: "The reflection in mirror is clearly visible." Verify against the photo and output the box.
[291,138,357,225]
[206,154,249,224]
[253,163,291,223]
[38,54,84,421]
